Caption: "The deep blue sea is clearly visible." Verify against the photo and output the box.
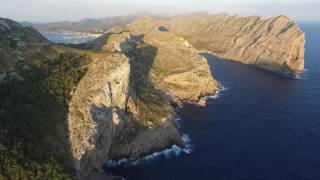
[108,23,320,179]
[44,23,320,179]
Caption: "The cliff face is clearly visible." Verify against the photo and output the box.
[127,18,220,104]
[68,21,219,179]
[68,51,131,179]
[162,13,305,74]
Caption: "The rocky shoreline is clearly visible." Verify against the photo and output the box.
[0,13,305,180]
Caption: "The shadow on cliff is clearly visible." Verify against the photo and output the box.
[111,35,183,157]
[79,35,184,178]
[126,35,178,124]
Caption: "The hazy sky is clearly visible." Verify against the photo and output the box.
[0,0,319,22]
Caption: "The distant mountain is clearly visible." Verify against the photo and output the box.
[27,13,168,33]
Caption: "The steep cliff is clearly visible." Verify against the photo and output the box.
[127,18,220,104]
[161,12,305,74]
[68,21,220,178]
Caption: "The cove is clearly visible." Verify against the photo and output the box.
[109,23,320,180]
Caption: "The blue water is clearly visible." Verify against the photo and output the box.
[42,33,97,44]
[108,23,320,179]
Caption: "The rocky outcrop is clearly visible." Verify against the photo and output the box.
[68,24,219,179]
[0,17,50,84]
[127,17,220,105]
[68,52,131,179]
[161,12,305,74]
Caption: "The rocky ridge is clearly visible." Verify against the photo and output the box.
[0,17,50,83]
[68,19,220,179]
[161,12,305,74]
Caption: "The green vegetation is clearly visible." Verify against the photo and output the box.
[0,51,91,179]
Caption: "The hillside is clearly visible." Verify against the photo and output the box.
[0,17,94,179]
[0,17,219,180]
[161,12,305,74]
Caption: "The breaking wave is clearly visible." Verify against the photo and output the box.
[207,85,228,99]
[106,133,192,168]
[105,86,227,169]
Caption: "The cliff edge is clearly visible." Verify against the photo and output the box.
[68,19,220,179]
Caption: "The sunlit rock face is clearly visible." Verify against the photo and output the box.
[162,12,305,74]
[68,27,219,179]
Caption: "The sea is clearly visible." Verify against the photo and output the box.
[42,23,320,180]
[42,32,98,44]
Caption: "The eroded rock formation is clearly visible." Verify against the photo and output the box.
[68,21,220,179]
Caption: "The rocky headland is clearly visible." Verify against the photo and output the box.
[0,12,305,180]
[68,18,220,179]
[161,12,305,74]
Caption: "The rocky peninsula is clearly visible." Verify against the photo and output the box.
[0,13,305,180]
[161,12,305,74]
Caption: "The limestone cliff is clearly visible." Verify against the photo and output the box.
[126,17,220,104]
[161,12,305,74]
[68,21,220,179]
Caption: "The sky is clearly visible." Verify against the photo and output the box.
[0,0,319,22]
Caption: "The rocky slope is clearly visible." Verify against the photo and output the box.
[0,18,93,179]
[0,17,50,84]
[0,17,219,179]
[161,12,305,74]
[68,19,220,179]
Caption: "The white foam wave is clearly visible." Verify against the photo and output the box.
[294,74,303,79]
[207,85,228,99]
[221,85,229,91]
[106,133,192,168]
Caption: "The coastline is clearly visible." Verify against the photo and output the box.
[105,85,227,173]
[40,30,103,38]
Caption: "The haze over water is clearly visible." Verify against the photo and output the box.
[107,23,320,179]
